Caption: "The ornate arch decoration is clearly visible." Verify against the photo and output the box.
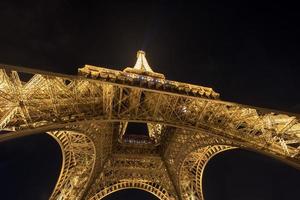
[88,180,174,200]
[47,130,96,200]
[179,145,236,200]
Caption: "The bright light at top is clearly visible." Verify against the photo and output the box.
[133,50,153,72]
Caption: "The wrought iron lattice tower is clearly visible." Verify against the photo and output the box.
[0,51,299,200]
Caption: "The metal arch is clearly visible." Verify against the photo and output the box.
[179,145,236,200]
[161,129,240,200]
[63,122,115,199]
[85,155,178,200]
[47,130,96,200]
[88,180,174,200]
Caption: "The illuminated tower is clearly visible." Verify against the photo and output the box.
[0,51,299,200]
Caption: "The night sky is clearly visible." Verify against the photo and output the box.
[0,1,299,200]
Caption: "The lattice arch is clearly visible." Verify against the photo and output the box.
[88,180,175,200]
[179,145,236,200]
[48,130,96,200]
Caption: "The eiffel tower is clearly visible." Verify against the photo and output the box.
[0,51,299,200]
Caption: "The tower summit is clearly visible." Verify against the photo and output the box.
[0,51,299,200]
[133,50,153,72]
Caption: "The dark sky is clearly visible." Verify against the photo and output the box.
[0,1,299,199]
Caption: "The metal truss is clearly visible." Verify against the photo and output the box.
[87,155,177,200]
[48,130,95,200]
[0,51,299,199]
[179,145,235,200]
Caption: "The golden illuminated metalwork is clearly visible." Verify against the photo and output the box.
[0,51,299,200]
